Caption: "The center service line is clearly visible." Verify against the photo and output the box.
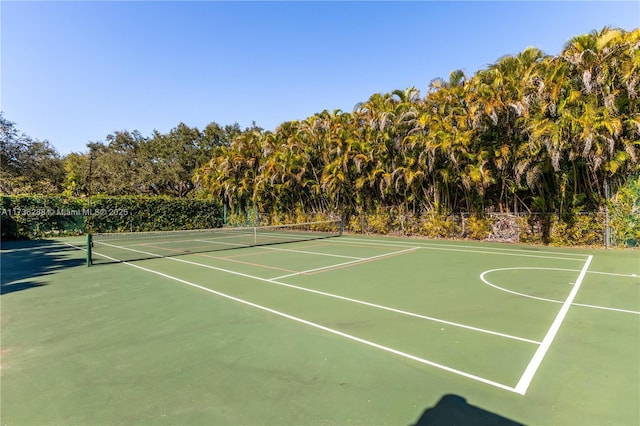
[514,255,593,395]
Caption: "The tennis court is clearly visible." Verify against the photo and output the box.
[1,225,639,425]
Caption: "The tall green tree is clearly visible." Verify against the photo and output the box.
[0,113,64,194]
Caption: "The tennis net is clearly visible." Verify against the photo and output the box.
[87,219,342,265]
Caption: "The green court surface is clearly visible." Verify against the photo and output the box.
[1,234,639,425]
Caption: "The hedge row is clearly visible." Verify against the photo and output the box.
[1,195,223,239]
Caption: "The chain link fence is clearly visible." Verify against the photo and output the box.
[343,209,638,248]
[4,195,636,248]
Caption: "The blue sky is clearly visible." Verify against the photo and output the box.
[2,1,639,155]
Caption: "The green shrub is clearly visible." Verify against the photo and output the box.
[548,214,604,246]
[418,213,461,238]
[346,214,364,234]
[1,195,222,239]
[517,215,544,244]
[390,207,419,236]
[366,207,392,234]
[610,175,640,247]
[2,195,85,239]
[463,215,492,240]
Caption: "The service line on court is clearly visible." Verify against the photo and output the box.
[67,241,522,395]
[270,247,416,280]
[514,255,593,395]
[222,242,331,259]
[142,243,299,274]
[134,233,250,246]
[193,236,361,260]
[86,241,540,345]
[258,245,363,260]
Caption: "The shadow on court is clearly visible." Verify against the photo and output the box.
[411,394,525,426]
[0,240,83,295]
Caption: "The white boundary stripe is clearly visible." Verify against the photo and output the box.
[335,238,586,262]
[416,246,584,262]
[571,302,640,315]
[514,255,593,395]
[194,239,249,248]
[65,242,520,394]
[101,228,338,247]
[90,242,539,344]
[135,233,251,246]
[270,247,417,280]
[258,246,363,260]
[480,267,640,315]
[586,270,640,278]
[339,237,590,257]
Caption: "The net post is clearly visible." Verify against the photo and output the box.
[604,179,610,248]
[253,226,257,246]
[339,219,344,236]
[86,233,93,267]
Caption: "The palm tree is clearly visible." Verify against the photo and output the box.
[558,27,639,206]
[192,28,638,235]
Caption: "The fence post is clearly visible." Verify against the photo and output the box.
[604,180,610,248]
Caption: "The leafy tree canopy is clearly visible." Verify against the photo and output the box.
[0,113,65,195]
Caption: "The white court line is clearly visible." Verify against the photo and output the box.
[136,233,251,246]
[89,241,540,345]
[572,302,640,315]
[190,235,358,259]
[416,246,584,262]
[257,246,363,260]
[193,238,362,260]
[586,270,640,278]
[514,255,593,395]
[339,237,591,256]
[108,230,331,247]
[66,242,520,394]
[337,237,589,261]
[194,239,248,248]
[480,267,640,315]
[270,247,416,280]
[96,233,250,245]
